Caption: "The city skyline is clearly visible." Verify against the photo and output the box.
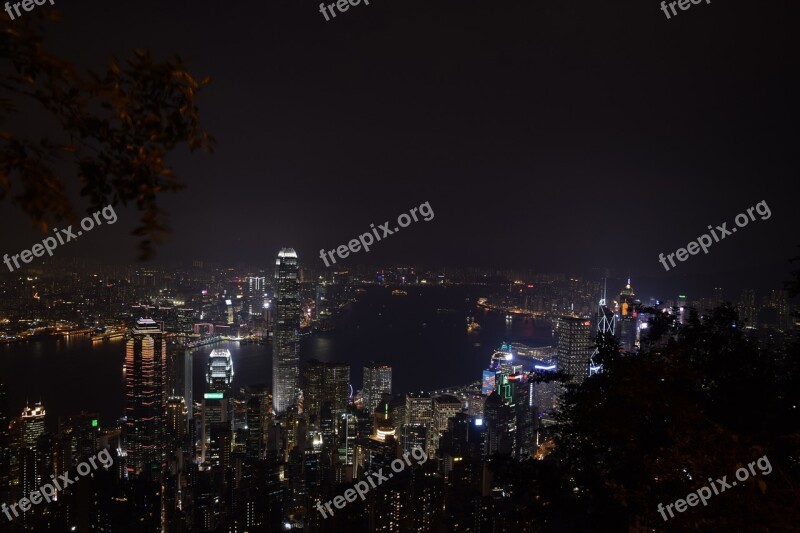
[1,0,798,530]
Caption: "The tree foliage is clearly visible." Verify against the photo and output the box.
[553,303,800,531]
[1,11,214,259]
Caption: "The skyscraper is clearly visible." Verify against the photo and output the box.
[555,316,592,384]
[202,349,234,463]
[165,397,187,449]
[589,279,615,376]
[432,394,462,453]
[273,248,301,414]
[323,362,351,421]
[19,402,46,501]
[616,279,640,353]
[21,402,46,450]
[245,384,271,460]
[248,276,266,319]
[302,359,351,429]
[738,288,757,328]
[363,362,392,414]
[125,318,167,476]
[0,380,9,503]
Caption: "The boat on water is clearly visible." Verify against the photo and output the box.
[467,318,481,332]
[391,289,408,296]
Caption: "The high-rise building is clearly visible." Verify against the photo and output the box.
[19,403,47,502]
[616,279,640,353]
[125,318,167,476]
[207,348,234,392]
[323,362,351,421]
[20,402,45,450]
[165,397,187,449]
[302,359,326,422]
[248,276,266,319]
[406,392,433,455]
[273,248,301,414]
[245,385,271,460]
[0,380,9,502]
[483,390,513,456]
[589,280,615,376]
[302,359,351,437]
[362,362,392,414]
[202,349,234,463]
[555,315,592,384]
[432,395,462,453]
[738,288,757,328]
[406,392,433,426]
[58,411,100,461]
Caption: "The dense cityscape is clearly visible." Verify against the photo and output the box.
[2,0,799,530]
[0,250,797,530]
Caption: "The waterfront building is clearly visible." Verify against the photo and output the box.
[125,318,167,476]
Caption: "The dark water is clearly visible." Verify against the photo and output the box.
[0,286,553,429]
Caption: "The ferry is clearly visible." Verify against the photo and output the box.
[391,289,408,296]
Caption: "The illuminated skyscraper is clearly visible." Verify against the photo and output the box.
[431,394,462,453]
[19,403,46,500]
[247,276,266,319]
[303,359,326,422]
[165,397,187,449]
[20,402,45,450]
[273,248,301,414]
[616,279,640,352]
[405,392,433,455]
[207,348,234,391]
[302,359,351,425]
[125,318,167,476]
[555,315,592,384]
[362,362,392,414]
[324,362,351,421]
[245,385,271,460]
[202,349,234,464]
[589,279,615,376]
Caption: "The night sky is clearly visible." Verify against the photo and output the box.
[1,0,798,298]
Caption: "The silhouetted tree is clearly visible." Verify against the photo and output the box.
[1,11,214,259]
[553,304,800,531]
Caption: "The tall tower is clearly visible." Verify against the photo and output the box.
[303,360,351,423]
[616,279,640,353]
[19,402,46,500]
[273,248,301,414]
[125,318,167,476]
[202,349,234,464]
[589,279,615,376]
[555,316,592,384]
[20,402,46,450]
[323,362,351,422]
[247,276,266,319]
[362,362,392,414]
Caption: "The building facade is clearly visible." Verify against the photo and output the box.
[273,248,301,414]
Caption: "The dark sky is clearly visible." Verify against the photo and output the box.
[1,0,798,298]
